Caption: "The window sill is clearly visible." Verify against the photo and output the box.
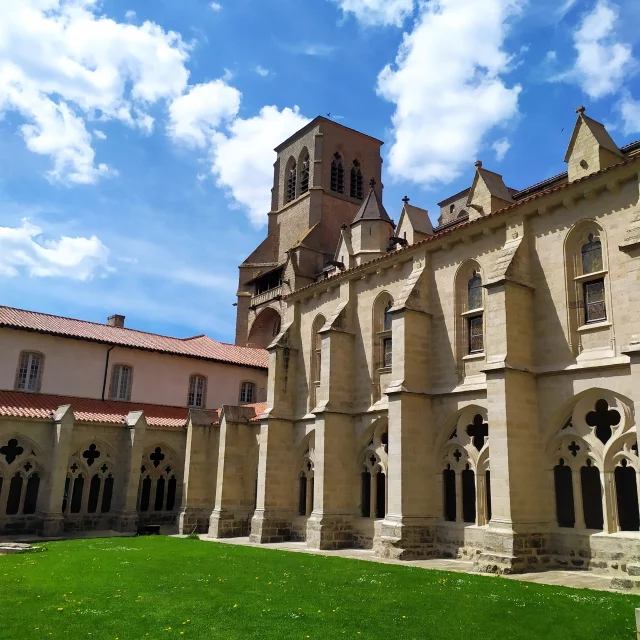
[574,269,607,283]
[377,366,392,374]
[577,320,611,333]
[461,308,484,318]
[15,387,38,393]
[463,352,485,361]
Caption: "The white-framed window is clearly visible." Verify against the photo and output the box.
[15,352,43,392]
[187,374,207,408]
[109,364,133,401]
[239,381,256,404]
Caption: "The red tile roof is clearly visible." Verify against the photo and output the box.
[0,391,268,429]
[0,306,268,370]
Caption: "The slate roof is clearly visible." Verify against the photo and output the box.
[286,152,640,300]
[351,182,393,225]
[401,203,433,235]
[0,306,268,370]
[0,391,268,429]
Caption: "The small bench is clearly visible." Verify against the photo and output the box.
[137,525,161,536]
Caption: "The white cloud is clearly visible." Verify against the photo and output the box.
[377,0,523,187]
[565,1,633,99]
[210,2,223,10]
[0,219,110,280]
[0,0,191,183]
[255,65,270,77]
[331,0,415,27]
[125,9,136,20]
[210,106,311,226]
[492,138,511,161]
[168,81,241,148]
[93,129,107,140]
[619,94,640,134]
[297,44,336,57]
[556,0,577,19]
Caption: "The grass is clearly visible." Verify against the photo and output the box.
[1,537,639,640]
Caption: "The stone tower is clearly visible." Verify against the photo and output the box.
[235,116,384,347]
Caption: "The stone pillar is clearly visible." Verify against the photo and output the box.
[306,310,357,550]
[622,340,640,523]
[250,326,297,543]
[377,257,435,560]
[38,404,75,537]
[113,411,147,533]
[209,406,258,538]
[479,249,550,573]
[571,469,586,530]
[179,410,219,535]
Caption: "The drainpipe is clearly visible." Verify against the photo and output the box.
[102,346,115,400]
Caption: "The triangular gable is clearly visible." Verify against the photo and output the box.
[564,111,622,163]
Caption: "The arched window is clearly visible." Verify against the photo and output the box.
[581,234,606,324]
[139,475,151,512]
[101,475,114,513]
[187,374,207,409]
[461,464,476,523]
[467,271,484,354]
[239,381,256,404]
[23,472,39,514]
[554,458,575,528]
[330,152,344,194]
[581,460,603,529]
[299,151,310,195]
[70,474,84,514]
[350,159,363,200]
[565,224,611,355]
[138,446,180,517]
[615,459,640,531]
[310,315,325,409]
[87,474,101,513]
[298,473,308,516]
[360,428,388,519]
[6,473,23,515]
[286,157,297,203]
[15,351,43,392]
[443,464,456,522]
[109,364,132,401]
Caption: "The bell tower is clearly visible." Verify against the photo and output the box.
[235,117,384,347]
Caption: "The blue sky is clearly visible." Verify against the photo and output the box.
[1,0,640,342]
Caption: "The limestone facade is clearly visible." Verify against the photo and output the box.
[240,109,640,578]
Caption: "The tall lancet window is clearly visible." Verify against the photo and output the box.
[467,271,484,354]
[350,159,363,200]
[299,152,310,195]
[331,153,344,194]
[581,234,606,324]
[286,158,297,203]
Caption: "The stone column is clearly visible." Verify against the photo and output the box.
[113,411,147,533]
[479,257,550,573]
[377,256,435,560]
[38,404,75,537]
[622,340,640,523]
[306,309,357,550]
[571,468,586,530]
[179,409,219,534]
[209,406,258,538]
[250,326,297,543]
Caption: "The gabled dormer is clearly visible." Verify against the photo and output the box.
[350,178,394,267]
[396,197,433,245]
[564,106,623,183]
[466,161,513,221]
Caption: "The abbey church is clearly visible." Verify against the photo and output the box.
[2,108,640,579]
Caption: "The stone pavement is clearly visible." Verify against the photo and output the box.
[198,535,624,593]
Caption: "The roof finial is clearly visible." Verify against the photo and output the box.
[474,160,482,169]
[576,105,586,115]
[369,177,376,188]
[402,196,410,204]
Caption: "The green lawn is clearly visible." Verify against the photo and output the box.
[1,537,639,640]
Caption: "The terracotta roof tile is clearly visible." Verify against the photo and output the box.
[0,306,268,370]
[0,391,269,429]
[0,390,190,428]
